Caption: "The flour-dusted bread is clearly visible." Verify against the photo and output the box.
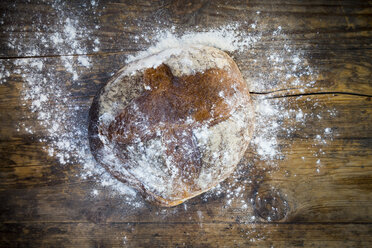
[88,45,254,207]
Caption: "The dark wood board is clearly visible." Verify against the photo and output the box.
[0,0,372,247]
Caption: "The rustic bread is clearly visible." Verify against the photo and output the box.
[88,45,254,207]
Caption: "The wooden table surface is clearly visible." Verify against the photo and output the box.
[1,0,372,247]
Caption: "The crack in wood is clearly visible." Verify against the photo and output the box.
[250,91,372,99]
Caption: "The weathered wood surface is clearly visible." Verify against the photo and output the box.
[1,0,372,247]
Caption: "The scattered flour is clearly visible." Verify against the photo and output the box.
[126,23,260,64]
[1,1,336,219]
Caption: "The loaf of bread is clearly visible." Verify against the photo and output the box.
[88,45,254,206]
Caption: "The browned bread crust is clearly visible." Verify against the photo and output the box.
[89,46,254,207]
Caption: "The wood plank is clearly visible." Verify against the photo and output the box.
[1,222,371,248]
[1,0,372,57]
[0,136,370,224]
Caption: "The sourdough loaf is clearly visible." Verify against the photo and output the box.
[88,45,254,206]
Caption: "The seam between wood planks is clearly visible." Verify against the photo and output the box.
[1,221,372,225]
[0,51,133,60]
[1,43,372,60]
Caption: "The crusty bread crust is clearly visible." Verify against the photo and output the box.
[89,45,254,207]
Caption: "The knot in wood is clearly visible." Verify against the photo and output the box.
[253,188,289,221]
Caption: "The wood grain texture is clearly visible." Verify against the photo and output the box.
[0,0,372,247]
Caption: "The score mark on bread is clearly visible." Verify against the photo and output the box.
[88,45,254,207]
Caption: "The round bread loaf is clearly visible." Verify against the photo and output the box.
[88,45,254,207]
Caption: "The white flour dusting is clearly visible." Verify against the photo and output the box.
[126,23,259,64]
[1,1,336,218]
